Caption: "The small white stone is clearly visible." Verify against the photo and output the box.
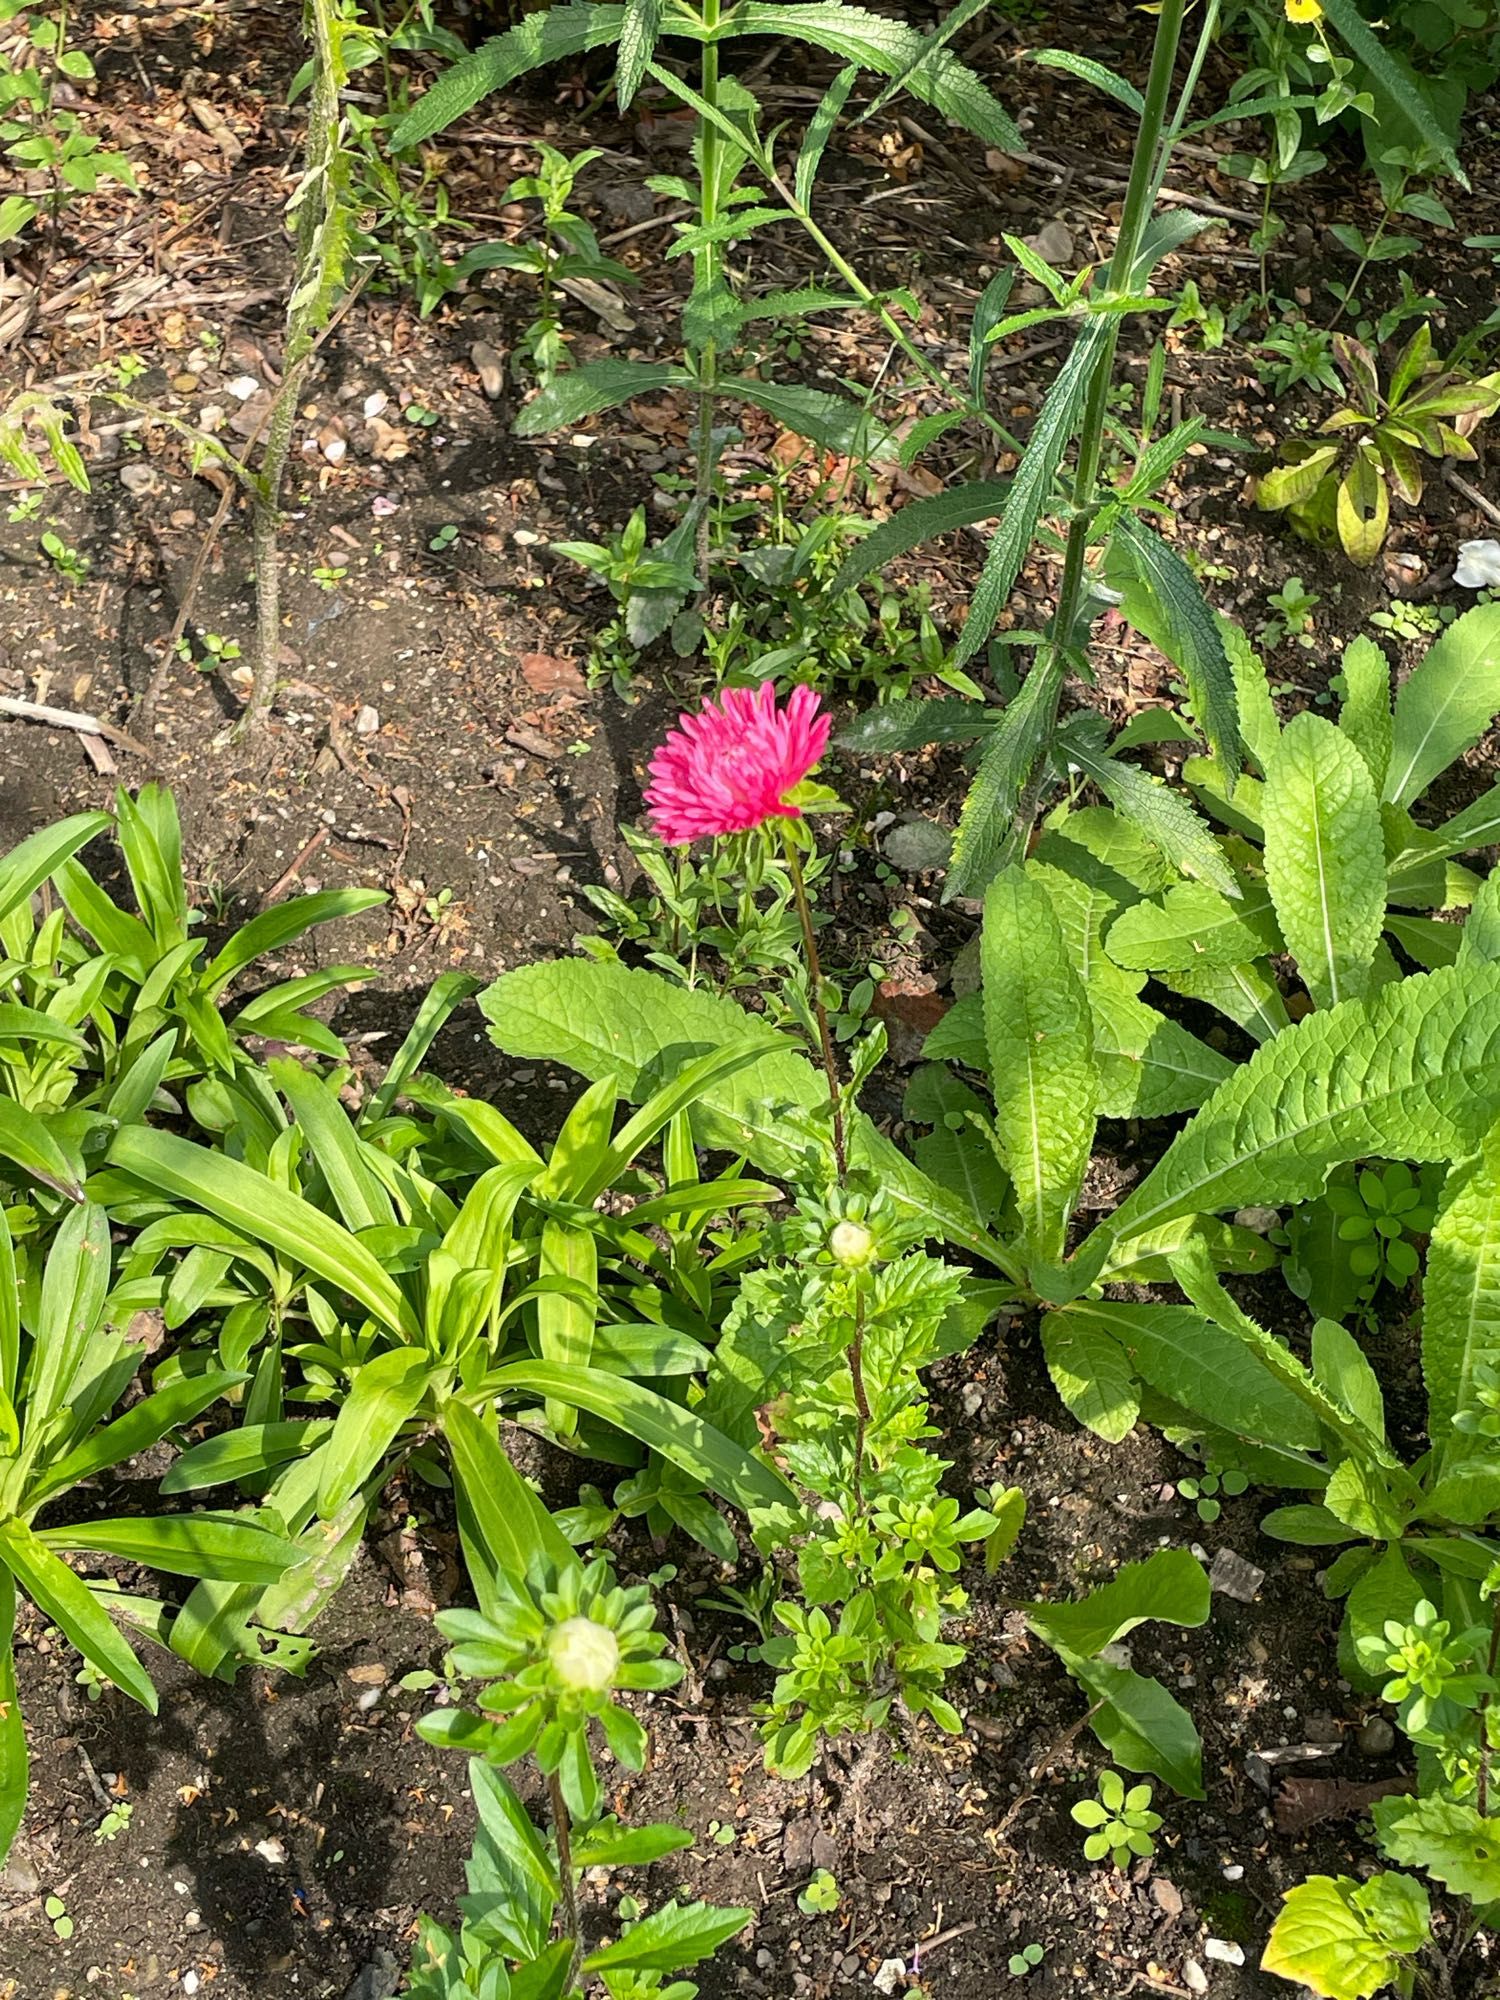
[1183,1960,1209,1995]
[254,1836,287,1866]
[227,374,261,401]
[1205,1938,1245,1966]
[873,1961,907,1995]
[355,704,380,736]
[363,390,389,418]
[512,528,542,547]
[183,1974,200,1995]
[1222,1864,1244,1882]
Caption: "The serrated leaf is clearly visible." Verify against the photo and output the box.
[1262,1874,1427,2000]
[795,64,857,208]
[1338,633,1393,791]
[615,0,661,109]
[1041,1314,1139,1442]
[1112,516,1241,778]
[719,375,893,459]
[948,651,1065,896]
[1107,881,1280,972]
[1264,711,1385,1009]
[1223,618,1280,777]
[1423,1109,1500,1451]
[828,480,1010,597]
[858,0,991,127]
[392,3,629,147]
[1371,1797,1500,1904]
[1030,47,1142,112]
[1157,959,1290,1043]
[836,696,985,754]
[981,865,1097,1261]
[1384,603,1500,808]
[1069,742,1238,898]
[1082,963,1500,1267]
[514,360,687,436]
[1318,0,1463,183]
[955,316,1114,668]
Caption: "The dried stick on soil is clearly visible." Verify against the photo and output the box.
[1445,465,1500,529]
[0,695,156,763]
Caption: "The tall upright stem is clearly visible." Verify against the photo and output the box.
[782,832,846,1179]
[548,1771,583,1992]
[693,0,723,592]
[1010,0,1188,853]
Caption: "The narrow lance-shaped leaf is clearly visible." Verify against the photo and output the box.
[0,1569,25,1865]
[1113,514,1242,780]
[948,651,1064,897]
[391,3,629,148]
[980,865,1097,1263]
[795,64,857,209]
[1337,634,1392,793]
[1068,739,1238,899]
[615,0,661,109]
[1263,711,1385,1010]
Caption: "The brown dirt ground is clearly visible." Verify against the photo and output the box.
[4,2,1500,1996]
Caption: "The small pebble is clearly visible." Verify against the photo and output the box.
[1222,1864,1244,1882]
[1205,1939,1245,1966]
[1183,1960,1209,1995]
[1357,1714,1396,1756]
[1152,1877,1184,1918]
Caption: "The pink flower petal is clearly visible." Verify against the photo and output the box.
[643,682,831,845]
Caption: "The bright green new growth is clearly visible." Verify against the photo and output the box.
[1071,1769,1162,1868]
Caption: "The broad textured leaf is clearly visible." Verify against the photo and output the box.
[1224,619,1280,776]
[1085,964,1500,1268]
[1089,984,1232,1118]
[107,1127,420,1339]
[1460,870,1500,967]
[1262,1875,1424,2000]
[479,960,1010,1264]
[1423,1110,1500,1450]
[828,481,1010,598]
[835,696,985,754]
[1319,0,1462,181]
[583,1898,752,1975]
[858,0,990,125]
[954,316,1112,667]
[514,360,688,436]
[1371,1796,1500,1904]
[1107,881,1280,972]
[391,4,628,147]
[1337,634,1392,792]
[1069,741,1238,897]
[1384,602,1500,809]
[981,866,1096,1261]
[1158,959,1290,1043]
[1041,1313,1139,1442]
[1264,712,1385,1009]
[1311,1318,1385,1442]
[1113,515,1241,778]
[1027,1549,1208,1658]
[948,652,1064,896]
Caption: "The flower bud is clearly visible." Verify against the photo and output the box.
[828,1219,876,1268]
[548,1615,620,1693]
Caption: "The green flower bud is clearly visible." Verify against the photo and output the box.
[828,1219,877,1268]
[548,1615,621,1693]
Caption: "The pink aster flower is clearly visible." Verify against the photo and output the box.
[644,683,830,846]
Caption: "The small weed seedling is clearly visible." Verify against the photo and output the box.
[1178,1460,1249,1524]
[1009,1943,1046,1978]
[39,529,88,582]
[1072,1771,1162,1870]
[797,1869,841,1916]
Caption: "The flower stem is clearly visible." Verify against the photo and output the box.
[548,1770,583,1991]
[781,829,847,1180]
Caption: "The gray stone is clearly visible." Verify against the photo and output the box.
[1209,1547,1265,1603]
[343,1950,402,2000]
[884,817,952,873]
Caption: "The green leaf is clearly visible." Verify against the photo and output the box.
[1262,1874,1429,2000]
[40,1512,301,1583]
[1310,1318,1386,1442]
[1422,1110,1500,1452]
[514,360,688,436]
[1029,47,1142,113]
[1065,1652,1205,1798]
[835,696,986,754]
[981,865,1097,1262]
[317,1348,434,1515]
[1318,0,1462,182]
[161,1420,331,1494]
[1054,1301,1321,1452]
[1264,712,1385,1010]
[0,1517,156,1711]
[391,3,628,146]
[1225,620,1280,777]
[441,1400,580,1582]
[954,317,1113,667]
[26,1202,109,1433]
[615,0,660,107]
[270,1058,396,1234]
[203,889,385,998]
[795,64,857,209]
[479,960,1011,1266]
[30,1370,242,1509]
[488,1360,798,1519]
[947,652,1065,897]
[724,4,1021,152]
[1113,515,1241,779]
[1384,603,1500,809]
[1026,1548,1210,1658]
[107,1126,420,1340]
[1041,1313,1139,1442]
[582,1899,752,1975]
[1260,1504,1358,1546]
[0,1098,83,1201]
[1084,962,1500,1267]
[1337,634,1392,792]
[1107,881,1280,972]
[1371,1796,1500,1904]
[719,375,893,460]
[537,1221,596,1437]
[0,1569,25,1864]
[858,0,991,126]
[1069,742,1238,898]
[0,811,109,925]
[1157,959,1290,1043]
[828,481,1010,598]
